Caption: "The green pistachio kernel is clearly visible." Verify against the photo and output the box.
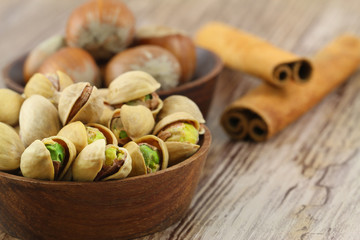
[144,94,152,101]
[139,144,160,173]
[87,127,106,144]
[126,100,138,106]
[119,130,128,139]
[126,94,152,106]
[111,118,128,139]
[165,123,199,144]
[105,146,124,166]
[45,142,65,164]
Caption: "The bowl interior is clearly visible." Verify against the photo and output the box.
[2,47,223,117]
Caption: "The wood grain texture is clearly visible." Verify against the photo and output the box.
[1,0,360,239]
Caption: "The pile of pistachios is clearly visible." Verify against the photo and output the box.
[0,70,205,181]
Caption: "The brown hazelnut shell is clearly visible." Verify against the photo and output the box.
[135,25,196,83]
[105,45,181,90]
[65,0,135,61]
[38,47,101,87]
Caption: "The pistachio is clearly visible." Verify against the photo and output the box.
[139,143,160,173]
[72,140,132,181]
[153,112,201,166]
[109,105,155,146]
[45,141,65,164]
[0,89,24,126]
[104,145,125,167]
[124,135,168,177]
[0,122,24,171]
[109,111,130,146]
[58,121,117,154]
[106,71,163,118]
[158,122,199,144]
[19,95,61,147]
[157,95,205,124]
[58,82,103,125]
[20,136,76,181]
[86,126,106,144]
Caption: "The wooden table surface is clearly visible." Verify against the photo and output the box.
[1,0,360,239]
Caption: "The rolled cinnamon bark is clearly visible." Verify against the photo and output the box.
[195,22,312,87]
[221,34,360,141]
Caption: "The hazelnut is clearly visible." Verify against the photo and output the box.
[23,35,66,82]
[135,25,196,83]
[38,47,102,87]
[105,45,181,90]
[66,0,136,61]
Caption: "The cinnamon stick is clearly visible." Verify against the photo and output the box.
[220,34,360,141]
[195,22,313,87]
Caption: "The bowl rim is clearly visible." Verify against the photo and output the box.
[158,46,224,95]
[2,47,224,94]
[0,125,212,186]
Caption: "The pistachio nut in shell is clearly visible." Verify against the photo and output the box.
[0,89,24,126]
[19,95,61,147]
[124,135,168,177]
[58,82,104,125]
[57,121,117,154]
[24,71,73,105]
[104,45,181,90]
[20,136,76,181]
[154,112,200,165]
[108,109,130,146]
[107,71,164,117]
[0,123,25,171]
[23,35,66,82]
[72,139,132,181]
[87,123,117,146]
[157,95,206,124]
[98,103,114,127]
[109,105,155,145]
[107,71,160,105]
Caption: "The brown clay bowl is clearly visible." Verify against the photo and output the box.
[2,47,223,118]
[0,126,211,240]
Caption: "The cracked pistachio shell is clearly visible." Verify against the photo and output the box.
[19,95,61,147]
[120,105,155,140]
[87,123,118,146]
[72,139,132,181]
[57,121,117,154]
[124,135,168,177]
[158,95,205,124]
[99,103,114,126]
[151,97,163,119]
[0,89,24,126]
[58,82,104,125]
[153,112,200,135]
[153,112,200,165]
[165,141,200,166]
[57,121,87,154]
[0,123,25,171]
[107,71,160,105]
[20,136,76,181]
[24,71,73,105]
[103,145,132,181]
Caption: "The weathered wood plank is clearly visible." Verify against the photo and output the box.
[1,0,360,239]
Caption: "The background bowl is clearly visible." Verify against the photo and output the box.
[0,126,211,240]
[2,47,223,118]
